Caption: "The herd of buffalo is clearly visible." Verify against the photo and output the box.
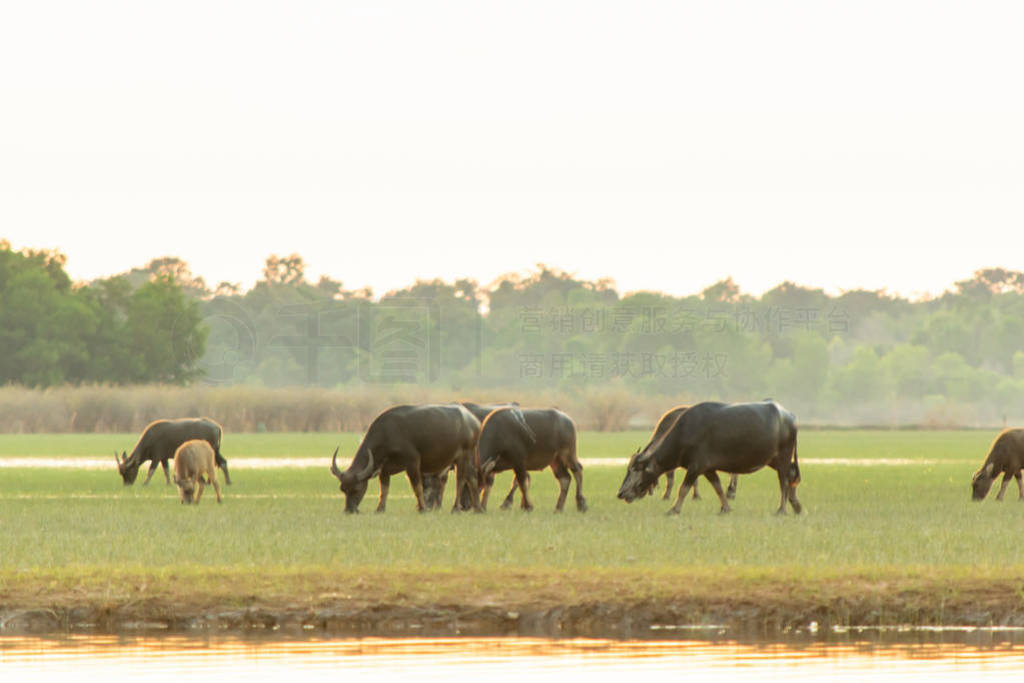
[112,400,1024,512]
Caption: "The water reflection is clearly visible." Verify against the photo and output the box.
[3,636,1024,681]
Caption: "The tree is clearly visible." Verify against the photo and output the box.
[829,345,891,404]
[955,268,1024,298]
[122,276,208,384]
[262,254,306,286]
[0,245,95,386]
[701,277,743,304]
[880,344,931,399]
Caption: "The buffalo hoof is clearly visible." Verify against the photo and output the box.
[577,499,588,513]
[718,506,731,514]
[500,501,513,511]
[726,491,736,501]
[665,508,680,516]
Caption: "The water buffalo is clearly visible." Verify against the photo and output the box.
[330,404,481,513]
[971,428,1024,501]
[617,400,802,515]
[637,406,739,502]
[477,407,586,512]
[116,417,231,486]
[172,439,223,504]
[423,401,517,511]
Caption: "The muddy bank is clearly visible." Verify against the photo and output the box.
[4,589,1024,638]
[3,569,1024,638]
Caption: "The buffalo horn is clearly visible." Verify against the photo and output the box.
[330,447,343,481]
[357,448,377,480]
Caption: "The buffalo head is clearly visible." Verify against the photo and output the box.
[617,449,660,503]
[115,451,139,485]
[330,446,378,513]
[971,462,996,501]
[174,474,197,504]
[422,469,449,511]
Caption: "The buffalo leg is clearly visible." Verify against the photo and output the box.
[774,466,800,514]
[704,471,731,513]
[406,465,428,512]
[1016,472,1024,501]
[570,460,587,512]
[514,467,534,511]
[215,451,232,485]
[787,482,803,514]
[195,478,205,504]
[500,475,522,510]
[668,469,700,515]
[376,473,391,513]
[453,452,481,513]
[142,460,162,485]
[480,472,495,511]
[996,473,1013,501]
[550,461,571,512]
[726,474,739,500]
[661,470,674,500]
[160,460,172,485]
[211,474,222,503]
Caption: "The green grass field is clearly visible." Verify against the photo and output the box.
[0,429,1018,574]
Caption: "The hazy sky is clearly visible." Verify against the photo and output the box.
[2,1,1022,299]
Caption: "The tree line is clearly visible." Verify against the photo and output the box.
[3,240,1024,425]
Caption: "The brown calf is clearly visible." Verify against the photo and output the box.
[173,439,223,505]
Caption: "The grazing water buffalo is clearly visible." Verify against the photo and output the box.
[617,400,802,515]
[330,404,481,513]
[116,417,231,486]
[638,406,739,502]
[971,428,1024,501]
[172,439,223,504]
[477,407,586,512]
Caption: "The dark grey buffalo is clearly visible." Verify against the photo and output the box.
[330,404,481,513]
[116,417,231,486]
[477,407,586,512]
[638,406,738,502]
[617,400,802,515]
[971,428,1024,501]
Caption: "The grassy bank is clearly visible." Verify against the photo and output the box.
[1,430,1022,633]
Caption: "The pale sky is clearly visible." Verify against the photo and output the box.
[2,1,1022,299]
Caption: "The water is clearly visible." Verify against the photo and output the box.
[3,636,1024,681]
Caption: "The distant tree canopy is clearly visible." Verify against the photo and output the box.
[0,242,206,386]
[4,242,1024,425]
